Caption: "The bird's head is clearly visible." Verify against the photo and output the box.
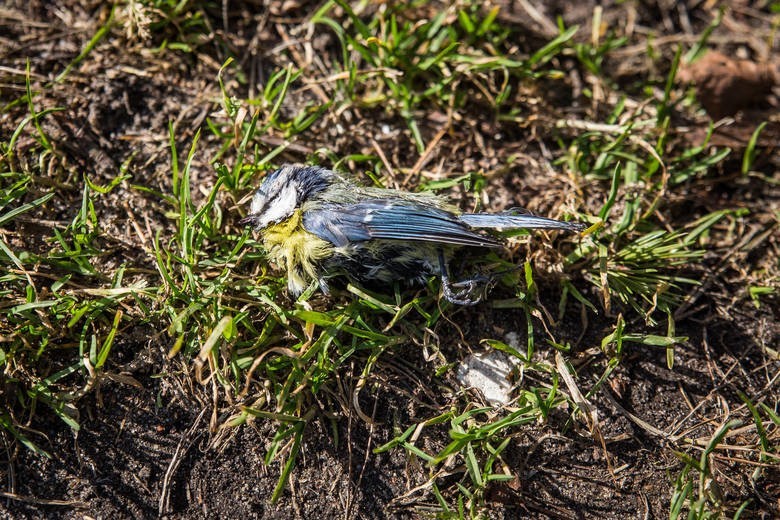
[240,164,333,229]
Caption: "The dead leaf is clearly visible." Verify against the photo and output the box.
[678,50,778,119]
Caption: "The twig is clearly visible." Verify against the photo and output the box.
[0,490,86,508]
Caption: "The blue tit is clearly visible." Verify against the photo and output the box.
[240,164,584,305]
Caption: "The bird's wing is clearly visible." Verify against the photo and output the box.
[302,199,501,248]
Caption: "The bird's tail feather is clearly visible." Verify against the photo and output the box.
[459,213,585,233]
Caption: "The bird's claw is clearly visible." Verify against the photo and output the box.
[441,275,493,306]
[437,248,495,306]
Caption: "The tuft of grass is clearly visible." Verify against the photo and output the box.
[568,206,741,321]
[122,0,215,52]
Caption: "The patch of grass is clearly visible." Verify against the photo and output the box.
[554,56,741,323]
[670,419,747,519]
[0,86,147,454]
[312,0,577,151]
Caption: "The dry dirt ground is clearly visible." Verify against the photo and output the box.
[1,1,779,519]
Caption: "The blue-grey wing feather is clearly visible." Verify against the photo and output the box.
[459,213,585,232]
[303,200,500,248]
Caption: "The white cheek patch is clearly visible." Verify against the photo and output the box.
[249,190,268,216]
[258,183,298,227]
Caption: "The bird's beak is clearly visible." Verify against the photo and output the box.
[239,214,257,226]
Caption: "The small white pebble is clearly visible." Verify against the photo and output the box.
[456,350,518,406]
[504,332,521,349]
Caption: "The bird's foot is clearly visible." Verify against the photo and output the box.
[441,274,493,306]
[438,248,496,305]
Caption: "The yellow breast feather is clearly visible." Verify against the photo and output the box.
[262,210,332,295]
